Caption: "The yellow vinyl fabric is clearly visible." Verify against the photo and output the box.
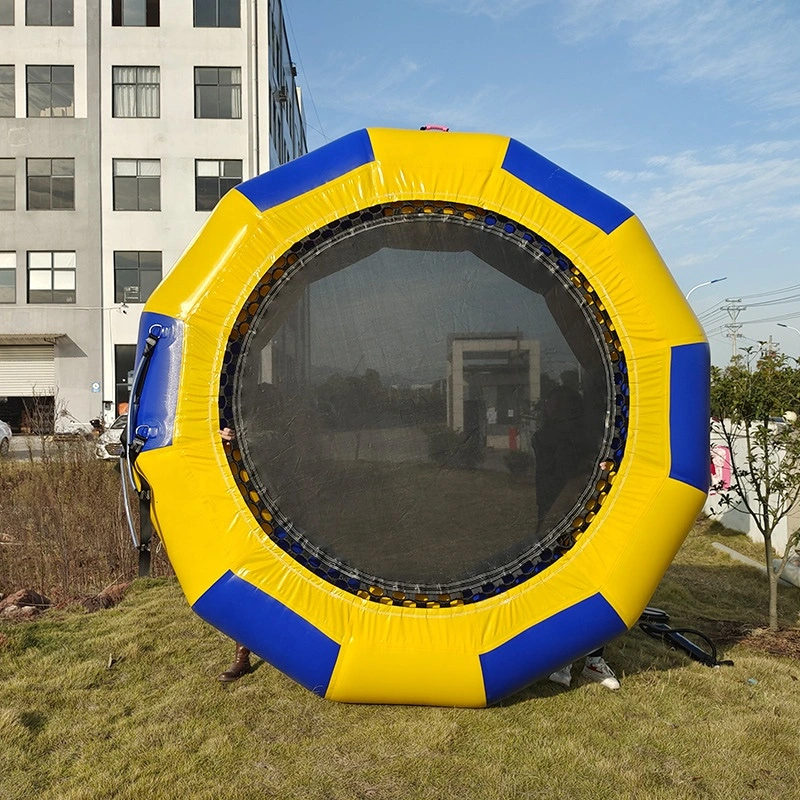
[132,128,709,707]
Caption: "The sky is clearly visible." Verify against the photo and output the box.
[282,0,800,366]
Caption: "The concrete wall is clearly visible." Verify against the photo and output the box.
[0,0,307,428]
[0,0,103,423]
[705,419,800,555]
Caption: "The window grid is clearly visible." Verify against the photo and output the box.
[26,0,74,26]
[0,158,14,210]
[26,157,75,210]
[194,0,240,28]
[27,251,76,304]
[194,67,242,119]
[114,251,162,303]
[0,252,15,303]
[0,0,13,25]
[0,65,13,117]
[112,0,159,26]
[112,66,160,118]
[195,159,243,211]
[113,158,161,211]
[26,65,74,117]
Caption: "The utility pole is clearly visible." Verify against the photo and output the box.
[764,335,779,357]
[721,299,746,361]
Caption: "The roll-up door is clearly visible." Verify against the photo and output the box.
[0,345,56,396]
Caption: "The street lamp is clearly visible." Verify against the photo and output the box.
[686,276,728,299]
[778,322,800,337]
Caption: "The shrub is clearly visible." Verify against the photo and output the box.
[0,439,172,600]
[426,426,485,469]
[503,450,534,480]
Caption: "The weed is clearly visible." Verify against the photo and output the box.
[0,441,171,601]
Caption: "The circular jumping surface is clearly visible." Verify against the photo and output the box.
[131,128,709,706]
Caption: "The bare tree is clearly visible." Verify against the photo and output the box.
[710,348,800,630]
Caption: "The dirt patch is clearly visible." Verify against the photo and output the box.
[697,618,752,646]
[79,581,131,612]
[738,628,800,659]
[51,582,132,614]
[698,618,800,659]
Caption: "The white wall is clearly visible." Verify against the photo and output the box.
[705,419,800,555]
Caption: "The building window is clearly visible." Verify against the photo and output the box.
[112,0,159,26]
[115,344,137,414]
[194,67,241,119]
[112,66,160,118]
[114,251,161,303]
[0,252,15,303]
[0,66,13,117]
[0,159,13,210]
[195,159,242,211]
[0,0,13,25]
[26,65,74,117]
[113,159,161,211]
[194,0,240,27]
[26,0,74,25]
[27,251,76,304]
[26,158,75,210]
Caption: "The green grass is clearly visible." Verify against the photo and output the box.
[1,520,798,800]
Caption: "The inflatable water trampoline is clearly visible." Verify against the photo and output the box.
[125,128,709,706]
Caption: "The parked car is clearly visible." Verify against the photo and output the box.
[95,414,127,460]
[0,419,11,456]
[54,409,95,439]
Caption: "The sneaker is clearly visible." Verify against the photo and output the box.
[548,665,572,687]
[582,658,620,690]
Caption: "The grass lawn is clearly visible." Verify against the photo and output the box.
[1,520,799,800]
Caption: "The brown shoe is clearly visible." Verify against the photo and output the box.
[218,644,251,682]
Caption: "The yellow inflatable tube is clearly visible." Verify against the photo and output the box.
[131,128,709,706]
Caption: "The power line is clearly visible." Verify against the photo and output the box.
[705,308,800,336]
[739,292,800,309]
[284,1,329,146]
[730,309,800,326]
[697,309,729,324]
[726,282,800,301]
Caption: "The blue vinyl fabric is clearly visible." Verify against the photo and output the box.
[668,342,711,493]
[193,571,341,696]
[236,129,375,212]
[133,312,183,452]
[501,138,633,235]
[479,593,627,704]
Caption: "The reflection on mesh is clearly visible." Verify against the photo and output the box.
[219,201,630,607]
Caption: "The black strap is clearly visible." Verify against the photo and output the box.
[137,484,153,577]
[639,621,734,667]
[127,326,162,462]
[120,323,163,558]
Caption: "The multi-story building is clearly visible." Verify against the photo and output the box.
[0,0,306,431]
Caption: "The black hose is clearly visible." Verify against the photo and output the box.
[639,621,734,667]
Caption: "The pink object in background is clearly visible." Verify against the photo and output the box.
[710,444,732,491]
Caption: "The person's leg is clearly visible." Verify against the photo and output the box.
[548,663,573,687]
[218,643,251,682]
[582,647,620,690]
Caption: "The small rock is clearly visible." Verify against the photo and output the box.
[3,605,38,621]
[0,589,51,614]
[81,582,130,613]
